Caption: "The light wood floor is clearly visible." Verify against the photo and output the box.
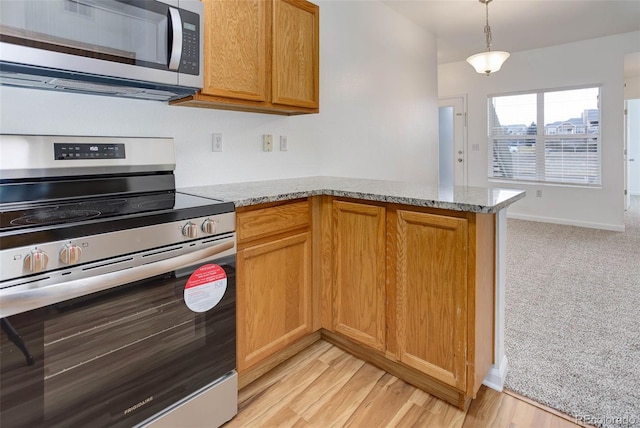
[224,340,585,428]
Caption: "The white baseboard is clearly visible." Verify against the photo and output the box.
[507,212,625,232]
[482,356,508,392]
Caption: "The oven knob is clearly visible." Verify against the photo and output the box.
[201,218,217,235]
[24,248,49,273]
[182,222,199,238]
[59,243,82,265]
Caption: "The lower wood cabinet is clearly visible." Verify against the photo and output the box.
[331,200,386,351]
[393,210,468,391]
[323,198,495,407]
[236,201,313,373]
[236,197,496,409]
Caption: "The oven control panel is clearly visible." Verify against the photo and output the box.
[182,218,219,239]
[1,212,235,282]
[54,143,126,160]
[20,244,84,274]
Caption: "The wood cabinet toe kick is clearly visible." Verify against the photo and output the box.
[320,330,473,410]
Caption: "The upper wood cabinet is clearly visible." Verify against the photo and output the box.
[171,0,319,115]
[201,0,268,103]
[271,0,318,109]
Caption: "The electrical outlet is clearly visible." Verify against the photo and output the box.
[212,133,223,152]
[536,190,542,197]
[263,134,273,152]
[280,135,288,151]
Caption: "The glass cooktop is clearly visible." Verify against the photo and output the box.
[0,192,229,232]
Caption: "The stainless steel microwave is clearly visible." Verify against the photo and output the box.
[0,0,203,101]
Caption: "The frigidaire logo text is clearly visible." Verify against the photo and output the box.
[124,396,154,415]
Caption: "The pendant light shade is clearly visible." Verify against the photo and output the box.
[466,50,510,75]
[466,0,509,76]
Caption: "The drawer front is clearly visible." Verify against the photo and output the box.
[237,200,310,243]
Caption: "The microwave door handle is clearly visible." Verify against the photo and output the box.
[0,239,234,318]
[168,7,183,71]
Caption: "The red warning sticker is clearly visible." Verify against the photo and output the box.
[184,264,227,312]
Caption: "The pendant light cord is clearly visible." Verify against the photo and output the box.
[484,0,493,52]
[467,0,509,75]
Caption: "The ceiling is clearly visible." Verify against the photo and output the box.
[383,0,640,75]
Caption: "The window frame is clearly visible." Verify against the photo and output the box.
[488,86,602,187]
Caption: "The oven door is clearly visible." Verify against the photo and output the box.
[0,241,236,428]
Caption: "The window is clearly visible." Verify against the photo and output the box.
[489,87,601,186]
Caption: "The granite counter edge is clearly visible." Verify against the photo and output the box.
[180,186,527,214]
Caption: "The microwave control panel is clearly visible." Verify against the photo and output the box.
[179,9,200,76]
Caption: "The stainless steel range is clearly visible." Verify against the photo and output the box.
[0,135,238,428]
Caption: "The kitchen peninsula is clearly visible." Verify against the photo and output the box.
[180,177,525,409]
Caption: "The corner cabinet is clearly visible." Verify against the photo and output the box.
[235,196,497,409]
[321,198,496,409]
[331,200,386,351]
[236,200,314,374]
[171,0,319,115]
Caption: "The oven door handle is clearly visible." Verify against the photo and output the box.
[0,240,234,318]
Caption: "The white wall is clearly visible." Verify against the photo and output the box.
[625,75,640,99]
[0,0,438,188]
[309,0,438,182]
[439,31,640,231]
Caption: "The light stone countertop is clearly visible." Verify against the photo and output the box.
[178,176,526,213]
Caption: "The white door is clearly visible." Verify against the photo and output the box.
[627,99,640,209]
[438,97,466,187]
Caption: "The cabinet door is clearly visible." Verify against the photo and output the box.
[272,0,319,108]
[237,231,312,372]
[332,201,386,351]
[395,210,468,390]
[201,0,268,101]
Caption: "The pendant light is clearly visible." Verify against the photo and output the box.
[466,0,510,76]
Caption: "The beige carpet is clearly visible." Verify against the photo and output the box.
[503,196,640,428]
